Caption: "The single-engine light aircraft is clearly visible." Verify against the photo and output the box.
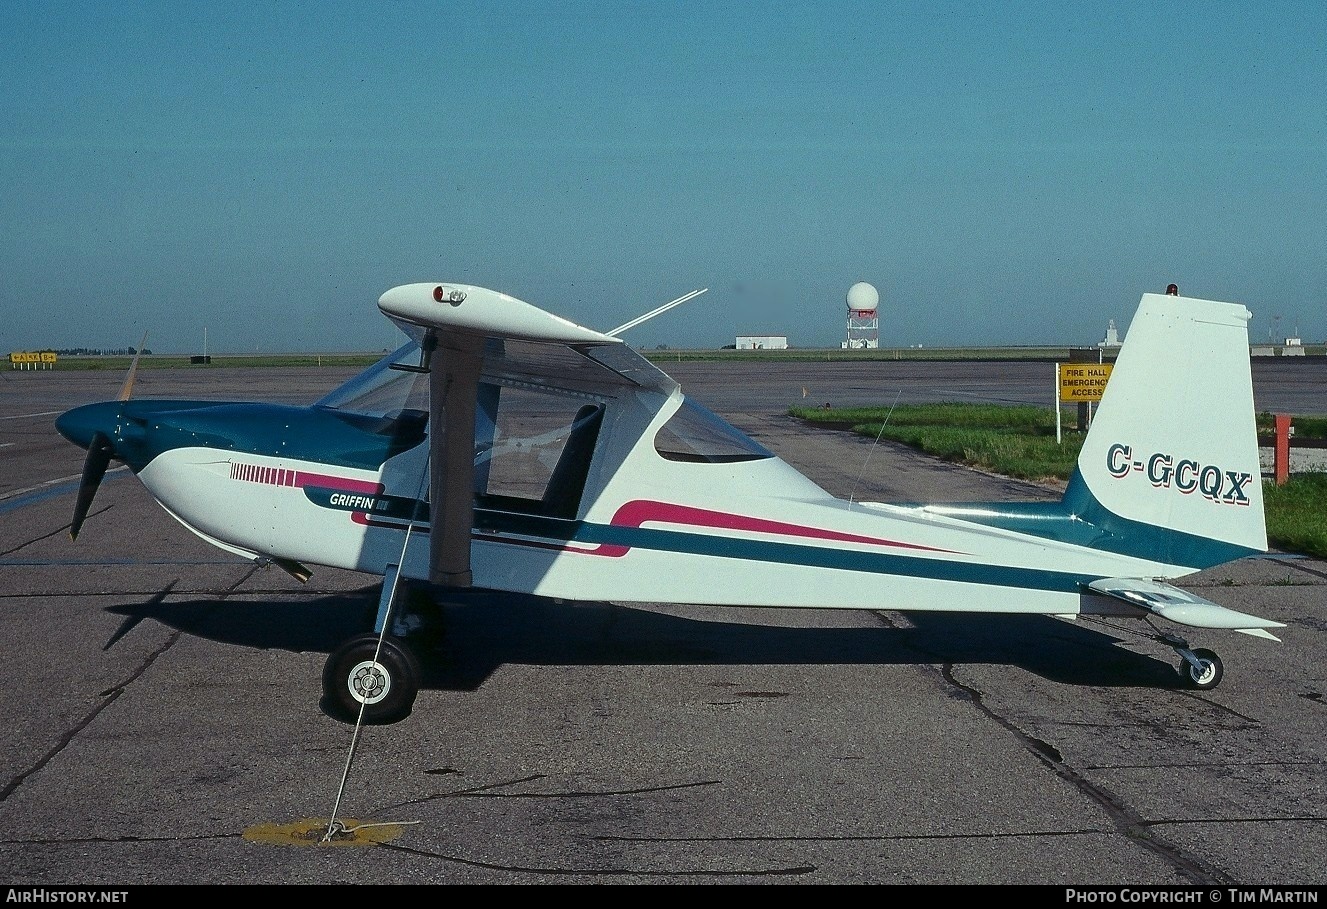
[56,283,1284,723]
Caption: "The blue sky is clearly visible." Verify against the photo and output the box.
[3,1,1324,353]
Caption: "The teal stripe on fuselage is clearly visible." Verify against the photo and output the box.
[920,469,1260,570]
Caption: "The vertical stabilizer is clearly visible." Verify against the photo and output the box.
[1065,293,1267,569]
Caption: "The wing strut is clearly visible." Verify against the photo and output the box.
[428,333,482,587]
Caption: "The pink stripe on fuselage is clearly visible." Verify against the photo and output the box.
[585,500,958,558]
[294,471,383,494]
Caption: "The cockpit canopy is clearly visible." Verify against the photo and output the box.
[314,339,772,464]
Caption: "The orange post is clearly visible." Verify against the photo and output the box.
[1274,414,1292,486]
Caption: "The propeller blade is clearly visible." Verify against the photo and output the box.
[70,431,114,541]
[118,332,148,402]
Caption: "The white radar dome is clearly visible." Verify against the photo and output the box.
[846,281,879,312]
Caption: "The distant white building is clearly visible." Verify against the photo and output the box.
[736,335,788,350]
[1098,319,1121,348]
[1252,340,1306,357]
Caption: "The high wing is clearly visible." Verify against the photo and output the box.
[376,282,684,587]
[1086,577,1285,641]
[377,283,680,394]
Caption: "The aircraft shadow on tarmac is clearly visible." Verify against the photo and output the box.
[104,582,1185,702]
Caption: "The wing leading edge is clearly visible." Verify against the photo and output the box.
[1087,577,1285,641]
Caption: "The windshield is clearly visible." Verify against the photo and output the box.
[314,341,429,419]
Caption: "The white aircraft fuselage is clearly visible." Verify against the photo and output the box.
[54,283,1284,720]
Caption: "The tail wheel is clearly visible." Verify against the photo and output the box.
[323,633,421,724]
[1179,647,1223,691]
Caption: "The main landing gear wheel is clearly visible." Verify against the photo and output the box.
[323,633,421,724]
[1178,647,1224,691]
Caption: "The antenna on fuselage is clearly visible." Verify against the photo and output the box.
[848,392,901,510]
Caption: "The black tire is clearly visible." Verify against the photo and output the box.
[1179,647,1223,691]
[323,633,421,724]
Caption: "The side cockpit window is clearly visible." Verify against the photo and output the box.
[475,383,605,519]
[654,399,773,463]
[315,341,607,518]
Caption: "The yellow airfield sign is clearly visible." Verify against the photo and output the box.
[9,351,57,368]
[1058,362,1113,402]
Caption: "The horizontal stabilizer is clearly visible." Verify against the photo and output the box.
[1087,577,1284,641]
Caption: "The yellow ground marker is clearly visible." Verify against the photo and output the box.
[243,818,408,847]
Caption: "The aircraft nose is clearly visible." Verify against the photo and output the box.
[55,402,122,451]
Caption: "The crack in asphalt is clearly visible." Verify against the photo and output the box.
[379,775,723,815]
[1267,558,1327,583]
[0,567,260,806]
[449,780,725,799]
[0,833,237,845]
[1085,759,1325,771]
[0,646,165,805]
[594,829,1105,842]
[869,610,1236,886]
[365,775,815,878]
[373,840,816,877]
[0,585,363,597]
[1142,816,1327,827]
[0,505,115,556]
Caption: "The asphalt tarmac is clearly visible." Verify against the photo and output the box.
[0,360,1324,887]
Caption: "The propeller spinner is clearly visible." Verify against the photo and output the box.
[56,333,147,541]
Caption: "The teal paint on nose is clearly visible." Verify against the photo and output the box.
[55,402,123,451]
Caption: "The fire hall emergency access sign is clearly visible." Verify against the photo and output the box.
[1058,363,1114,403]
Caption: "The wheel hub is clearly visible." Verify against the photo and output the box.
[347,660,390,704]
